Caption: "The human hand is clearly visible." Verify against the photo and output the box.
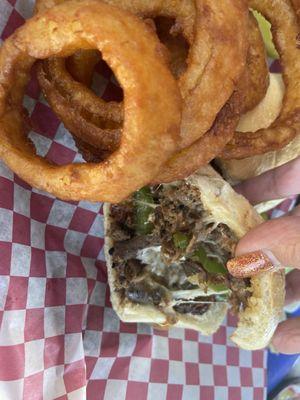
[227,156,300,354]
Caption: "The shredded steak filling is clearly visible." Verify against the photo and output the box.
[108,182,251,316]
[173,296,215,316]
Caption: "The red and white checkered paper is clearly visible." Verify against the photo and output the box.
[1,1,292,399]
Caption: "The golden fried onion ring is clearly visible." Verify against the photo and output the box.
[36,0,123,156]
[239,12,269,114]
[221,0,300,160]
[153,13,269,184]
[36,0,194,159]
[37,0,248,151]
[153,91,242,183]
[65,49,100,86]
[291,0,300,19]
[37,57,122,153]
[0,0,181,202]
[153,0,249,183]
[35,0,195,41]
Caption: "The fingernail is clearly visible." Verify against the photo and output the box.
[227,249,282,278]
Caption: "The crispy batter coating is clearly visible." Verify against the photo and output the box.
[153,90,242,183]
[37,57,122,154]
[238,12,269,114]
[37,0,248,152]
[221,0,300,159]
[0,0,181,202]
[66,49,100,86]
[153,0,249,182]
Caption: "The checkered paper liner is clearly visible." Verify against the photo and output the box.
[1,1,294,399]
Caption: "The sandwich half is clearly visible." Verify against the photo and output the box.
[104,165,285,350]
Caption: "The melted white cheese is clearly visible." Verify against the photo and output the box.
[137,246,188,288]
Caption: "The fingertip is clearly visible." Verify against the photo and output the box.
[285,269,300,305]
[234,219,274,256]
[234,156,300,205]
[234,217,300,269]
[272,318,300,354]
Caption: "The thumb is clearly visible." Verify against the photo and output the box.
[227,215,300,278]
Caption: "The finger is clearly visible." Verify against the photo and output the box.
[235,156,300,205]
[227,215,300,277]
[285,269,300,305]
[272,318,300,354]
[235,216,300,265]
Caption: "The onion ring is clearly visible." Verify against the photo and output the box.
[35,0,100,87]
[37,0,248,151]
[0,0,181,202]
[86,8,267,172]
[36,14,189,159]
[65,49,100,86]
[152,9,269,184]
[75,137,111,162]
[177,0,247,148]
[153,90,242,183]
[35,0,195,41]
[221,0,300,160]
[154,16,189,79]
[37,57,122,153]
[291,0,300,19]
[238,12,269,114]
[36,0,122,160]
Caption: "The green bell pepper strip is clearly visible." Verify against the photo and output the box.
[134,187,155,235]
[173,232,190,249]
[208,282,229,293]
[260,212,269,221]
[192,246,228,274]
